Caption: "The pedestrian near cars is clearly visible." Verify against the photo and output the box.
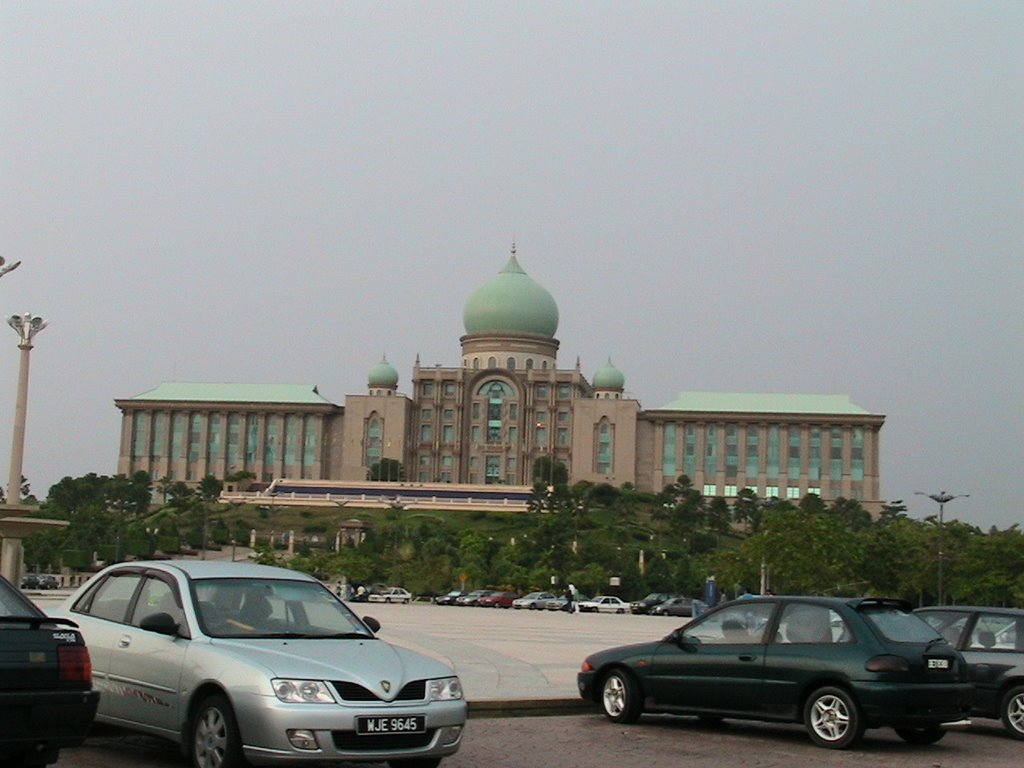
[568,583,578,613]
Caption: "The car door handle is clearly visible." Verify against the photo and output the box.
[118,634,132,648]
[738,654,757,662]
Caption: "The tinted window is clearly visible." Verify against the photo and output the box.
[918,610,970,645]
[130,577,183,628]
[81,573,143,623]
[687,603,775,645]
[861,604,939,643]
[777,604,851,644]
[968,614,1021,651]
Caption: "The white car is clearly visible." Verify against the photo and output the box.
[52,561,465,768]
[577,595,629,614]
[368,587,413,604]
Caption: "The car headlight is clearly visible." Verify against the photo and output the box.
[272,679,337,704]
[427,677,463,701]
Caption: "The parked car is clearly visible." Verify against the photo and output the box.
[368,587,413,604]
[435,590,468,606]
[629,592,680,614]
[52,560,466,768]
[512,591,556,610]
[545,593,590,611]
[19,573,40,590]
[577,595,629,614]
[916,605,1024,740]
[455,589,494,607]
[0,573,99,767]
[477,591,519,609]
[38,574,60,590]
[650,596,695,617]
[579,596,972,749]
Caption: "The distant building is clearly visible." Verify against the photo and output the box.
[115,247,885,507]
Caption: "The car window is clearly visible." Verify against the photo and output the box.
[776,604,851,644]
[130,577,184,628]
[687,603,775,645]
[968,614,1019,651]
[81,573,143,623]
[193,577,374,638]
[861,604,939,643]
[0,577,39,617]
[917,610,970,645]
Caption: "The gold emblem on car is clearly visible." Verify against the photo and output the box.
[381,680,391,693]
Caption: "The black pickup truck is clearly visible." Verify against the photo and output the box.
[0,573,99,767]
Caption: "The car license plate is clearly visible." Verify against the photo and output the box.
[927,657,950,670]
[356,715,426,735]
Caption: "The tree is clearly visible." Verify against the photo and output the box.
[368,459,405,482]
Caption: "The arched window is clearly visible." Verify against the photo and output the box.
[473,358,480,369]
[526,358,534,370]
[542,360,548,370]
[488,356,497,369]
[365,415,382,470]
[506,356,516,370]
[596,419,614,475]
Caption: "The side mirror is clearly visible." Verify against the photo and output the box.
[139,611,180,637]
[362,616,381,633]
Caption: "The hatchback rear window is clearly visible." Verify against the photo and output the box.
[860,605,940,643]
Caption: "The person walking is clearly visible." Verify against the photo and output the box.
[568,583,578,614]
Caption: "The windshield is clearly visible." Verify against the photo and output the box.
[860,604,942,643]
[193,578,375,639]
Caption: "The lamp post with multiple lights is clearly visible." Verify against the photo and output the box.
[6,312,47,506]
[915,490,970,604]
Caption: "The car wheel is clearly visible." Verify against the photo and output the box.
[895,726,946,744]
[601,669,643,724]
[529,603,537,610]
[1000,685,1024,740]
[387,758,442,768]
[803,686,864,749]
[192,693,245,768]
[616,608,625,614]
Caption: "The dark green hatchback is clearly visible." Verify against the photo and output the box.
[578,596,973,749]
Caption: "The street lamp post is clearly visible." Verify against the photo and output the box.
[915,490,970,604]
[6,313,47,506]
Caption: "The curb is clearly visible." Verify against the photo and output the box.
[468,698,596,719]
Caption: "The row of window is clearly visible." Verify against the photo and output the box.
[663,424,866,483]
[418,379,574,400]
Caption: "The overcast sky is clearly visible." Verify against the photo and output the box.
[1,2,1021,529]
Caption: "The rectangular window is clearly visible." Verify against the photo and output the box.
[506,457,517,472]
[557,427,569,446]
[442,455,453,467]
[485,455,501,483]
[284,415,300,468]
[557,384,570,399]
[152,413,167,459]
[684,425,697,477]
[132,412,148,459]
[746,426,760,477]
[766,485,779,498]
[766,426,780,479]
[227,414,240,466]
[788,429,801,480]
[725,426,738,479]
[420,408,433,421]
[597,423,613,474]
[535,411,547,423]
[487,425,501,443]
[535,427,547,444]
[704,425,718,477]
[536,384,548,399]
[188,414,202,466]
[724,484,738,497]
[303,415,318,472]
[263,416,277,466]
[472,402,481,419]
[246,415,259,466]
[444,382,456,395]
[171,413,186,459]
[662,423,677,477]
[703,484,717,496]
[830,428,843,482]
[443,409,454,420]
[421,382,434,396]
[851,428,864,482]
[787,486,801,499]
[809,428,821,481]
[471,425,481,443]
[419,454,431,466]
[207,414,221,462]
[420,424,433,442]
[808,486,821,496]
[509,404,518,419]
[442,425,454,444]
[558,410,569,423]
[508,426,518,445]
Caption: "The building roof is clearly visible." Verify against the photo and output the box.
[123,382,336,405]
[655,391,872,415]
[462,252,559,338]
[592,358,626,390]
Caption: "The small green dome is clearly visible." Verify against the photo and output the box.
[463,253,559,337]
[368,356,399,388]
[593,358,625,390]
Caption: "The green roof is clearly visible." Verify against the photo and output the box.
[125,382,336,405]
[463,253,560,337]
[656,391,871,415]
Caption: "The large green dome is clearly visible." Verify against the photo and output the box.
[463,253,559,337]
[593,358,625,390]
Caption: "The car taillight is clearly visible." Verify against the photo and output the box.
[58,645,93,682]
[865,654,910,673]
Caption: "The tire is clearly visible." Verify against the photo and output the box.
[600,669,643,724]
[803,686,864,749]
[616,608,625,614]
[895,726,946,744]
[1000,685,1024,740]
[387,759,442,768]
[529,603,537,610]
[192,694,246,768]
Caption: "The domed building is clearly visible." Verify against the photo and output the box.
[115,246,885,509]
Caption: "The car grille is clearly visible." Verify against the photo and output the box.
[331,680,427,702]
[332,729,435,750]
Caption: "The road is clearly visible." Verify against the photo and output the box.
[56,715,1024,768]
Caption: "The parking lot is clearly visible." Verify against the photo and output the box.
[33,596,1024,768]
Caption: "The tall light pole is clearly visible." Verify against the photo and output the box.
[6,313,47,506]
[915,490,970,604]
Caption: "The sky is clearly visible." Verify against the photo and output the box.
[1,2,1021,530]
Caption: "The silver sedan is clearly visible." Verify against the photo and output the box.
[51,560,466,768]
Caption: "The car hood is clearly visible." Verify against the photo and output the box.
[209,637,455,698]
[585,641,662,668]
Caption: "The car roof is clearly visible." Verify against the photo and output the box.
[916,605,1024,616]
[98,559,317,582]
[719,595,913,611]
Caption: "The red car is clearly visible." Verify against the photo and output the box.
[476,591,519,608]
